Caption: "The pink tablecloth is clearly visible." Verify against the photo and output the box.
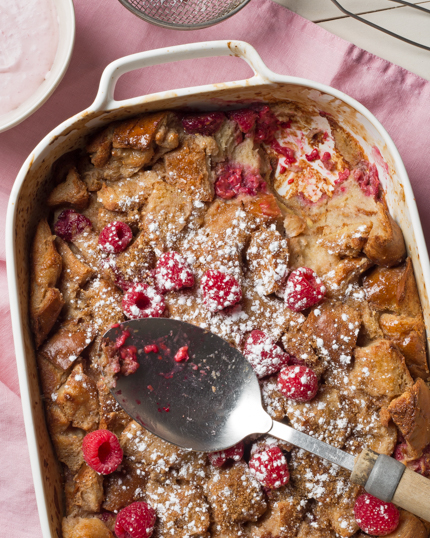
[2,0,430,535]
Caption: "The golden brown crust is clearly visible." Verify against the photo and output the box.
[388,378,430,460]
[363,206,406,266]
[380,313,429,380]
[65,463,104,515]
[30,219,64,347]
[112,111,170,151]
[62,516,114,538]
[48,167,89,210]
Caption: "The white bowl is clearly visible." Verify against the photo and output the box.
[0,0,75,133]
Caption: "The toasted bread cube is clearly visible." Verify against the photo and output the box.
[324,257,374,300]
[56,363,99,431]
[260,376,288,421]
[37,353,70,399]
[318,222,372,258]
[97,170,162,211]
[379,313,429,380]
[206,462,266,526]
[48,167,89,210]
[163,137,215,202]
[63,516,114,538]
[103,461,147,512]
[86,125,115,168]
[112,111,175,151]
[39,320,96,371]
[114,232,155,284]
[141,180,193,252]
[146,480,210,538]
[84,278,124,334]
[388,378,430,460]
[31,219,64,347]
[379,509,429,538]
[363,258,422,317]
[303,301,361,368]
[350,339,413,401]
[52,428,85,472]
[65,463,104,515]
[120,421,207,484]
[363,205,405,267]
[248,485,306,538]
[98,381,132,437]
[246,226,289,296]
[286,387,356,448]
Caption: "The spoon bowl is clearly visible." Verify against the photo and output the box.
[105,318,273,452]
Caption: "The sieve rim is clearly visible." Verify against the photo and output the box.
[116,0,252,30]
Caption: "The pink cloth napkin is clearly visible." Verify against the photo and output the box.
[2,0,430,535]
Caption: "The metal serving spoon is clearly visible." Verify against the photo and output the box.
[104,318,430,522]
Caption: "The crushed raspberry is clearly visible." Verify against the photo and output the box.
[201,270,242,312]
[181,111,225,135]
[354,493,399,536]
[119,345,139,376]
[337,168,350,183]
[122,283,165,319]
[214,164,265,199]
[305,149,320,161]
[174,346,189,362]
[98,221,133,253]
[228,108,257,134]
[144,344,159,354]
[248,446,289,489]
[277,365,318,402]
[253,104,279,142]
[208,442,244,467]
[115,501,157,538]
[321,152,331,162]
[54,209,92,241]
[353,161,381,198]
[284,267,326,312]
[270,140,296,164]
[82,429,123,475]
[395,441,430,476]
[155,251,194,293]
[243,330,290,378]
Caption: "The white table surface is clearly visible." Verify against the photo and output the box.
[273,0,430,81]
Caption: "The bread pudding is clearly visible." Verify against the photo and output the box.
[30,103,430,538]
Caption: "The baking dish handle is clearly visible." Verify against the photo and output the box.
[91,40,272,112]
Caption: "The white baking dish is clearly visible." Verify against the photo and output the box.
[6,40,430,538]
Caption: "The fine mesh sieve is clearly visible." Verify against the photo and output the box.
[117,0,251,30]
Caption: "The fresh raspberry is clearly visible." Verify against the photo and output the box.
[98,221,133,253]
[155,252,194,293]
[54,209,92,241]
[354,493,399,536]
[174,346,189,362]
[144,344,159,354]
[181,111,225,135]
[305,148,320,161]
[321,151,331,162]
[201,270,242,313]
[122,283,165,319]
[248,446,289,489]
[228,108,257,133]
[82,429,123,475]
[277,365,318,402]
[284,267,326,312]
[115,501,157,538]
[243,330,290,379]
[270,140,296,164]
[208,442,244,467]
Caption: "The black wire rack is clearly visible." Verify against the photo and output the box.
[330,0,430,52]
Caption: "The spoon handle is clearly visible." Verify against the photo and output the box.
[351,447,430,522]
[269,420,355,471]
[271,421,430,522]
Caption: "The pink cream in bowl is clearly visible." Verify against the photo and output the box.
[0,0,59,116]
